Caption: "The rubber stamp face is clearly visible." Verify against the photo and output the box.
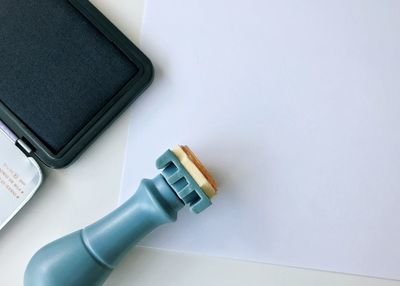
[0,125,42,230]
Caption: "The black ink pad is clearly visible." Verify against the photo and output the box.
[0,0,153,167]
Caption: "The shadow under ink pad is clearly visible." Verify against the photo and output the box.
[0,0,153,168]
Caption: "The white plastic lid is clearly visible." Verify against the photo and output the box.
[0,122,42,230]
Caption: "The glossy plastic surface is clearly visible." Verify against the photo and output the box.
[24,175,183,286]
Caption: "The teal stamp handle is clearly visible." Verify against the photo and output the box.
[24,147,216,286]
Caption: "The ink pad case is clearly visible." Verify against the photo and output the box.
[0,0,153,168]
[0,0,153,229]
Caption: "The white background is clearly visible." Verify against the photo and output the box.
[0,1,398,285]
[123,0,400,279]
[121,0,400,280]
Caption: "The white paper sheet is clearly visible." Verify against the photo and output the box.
[121,0,400,280]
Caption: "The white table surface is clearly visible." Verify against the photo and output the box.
[0,1,399,285]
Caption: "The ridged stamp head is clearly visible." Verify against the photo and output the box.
[156,145,217,213]
[172,145,217,198]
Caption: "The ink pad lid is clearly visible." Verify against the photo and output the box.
[0,120,42,230]
[0,0,153,168]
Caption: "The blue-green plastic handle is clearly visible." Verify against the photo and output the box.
[24,150,212,286]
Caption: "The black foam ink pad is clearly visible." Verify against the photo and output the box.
[0,0,153,167]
